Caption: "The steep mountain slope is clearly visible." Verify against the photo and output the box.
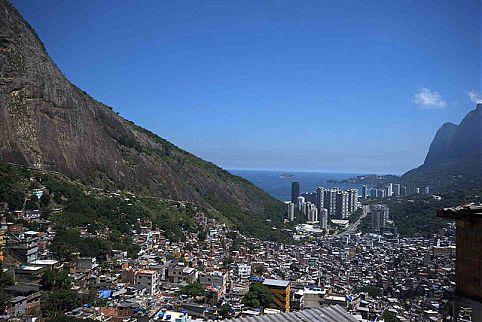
[423,122,457,165]
[0,0,287,240]
[402,104,482,192]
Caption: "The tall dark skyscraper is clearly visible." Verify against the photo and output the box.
[291,182,300,203]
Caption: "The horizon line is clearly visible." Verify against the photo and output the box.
[225,167,403,176]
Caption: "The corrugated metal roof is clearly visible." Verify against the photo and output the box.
[224,305,358,322]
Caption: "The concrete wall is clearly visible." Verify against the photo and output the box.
[456,219,482,301]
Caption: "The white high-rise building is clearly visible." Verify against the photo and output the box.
[386,183,393,197]
[378,189,386,198]
[335,191,349,219]
[361,185,368,199]
[324,189,337,217]
[287,202,295,221]
[347,189,358,214]
[393,183,401,196]
[320,208,328,229]
[316,187,325,210]
[370,204,389,231]
[307,206,318,223]
[297,196,305,210]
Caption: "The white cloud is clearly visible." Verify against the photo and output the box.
[468,90,482,104]
[412,87,447,109]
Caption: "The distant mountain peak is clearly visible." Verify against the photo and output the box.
[403,104,482,192]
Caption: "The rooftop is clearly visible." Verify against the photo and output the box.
[437,204,482,220]
[30,259,59,266]
[223,305,358,322]
[137,269,157,275]
[263,278,290,288]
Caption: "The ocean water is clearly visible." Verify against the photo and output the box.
[228,169,365,201]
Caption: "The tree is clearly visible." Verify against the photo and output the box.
[252,263,267,275]
[222,256,233,268]
[358,285,383,298]
[82,287,107,307]
[178,282,205,297]
[40,269,78,317]
[41,270,71,291]
[198,229,207,241]
[42,290,80,317]
[40,192,51,207]
[218,303,233,318]
[4,191,24,210]
[242,283,273,308]
[25,194,39,210]
[0,264,14,307]
[382,310,399,322]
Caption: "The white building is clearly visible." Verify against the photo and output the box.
[236,264,251,280]
[154,309,191,322]
[387,183,393,197]
[302,287,327,309]
[393,183,401,195]
[320,208,328,230]
[307,206,318,223]
[370,204,389,231]
[135,269,159,295]
[168,262,198,284]
[199,270,228,295]
[297,196,305,210]
[287,202,295,221]
[347,189,358,214]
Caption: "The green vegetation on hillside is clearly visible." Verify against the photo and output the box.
[349,208,363,223]
[0,263,14,308]
[328,174,400,187]
[385,193,477,237]
[125,120,296,242]
[242,283,274,308]
[40,270,79,317]
[0,160,203,260]
[0,161,28,210]
[0,158,298,264]
[358,191,479,237]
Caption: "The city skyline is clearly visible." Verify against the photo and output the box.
[11,0,481,174]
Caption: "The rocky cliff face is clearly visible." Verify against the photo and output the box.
[0,0,286,238]
[423,122,457,165]
[402,104,482,192]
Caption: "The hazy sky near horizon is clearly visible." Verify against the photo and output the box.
[12,0,481,174]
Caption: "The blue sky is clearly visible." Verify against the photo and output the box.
[13,0,481,174]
